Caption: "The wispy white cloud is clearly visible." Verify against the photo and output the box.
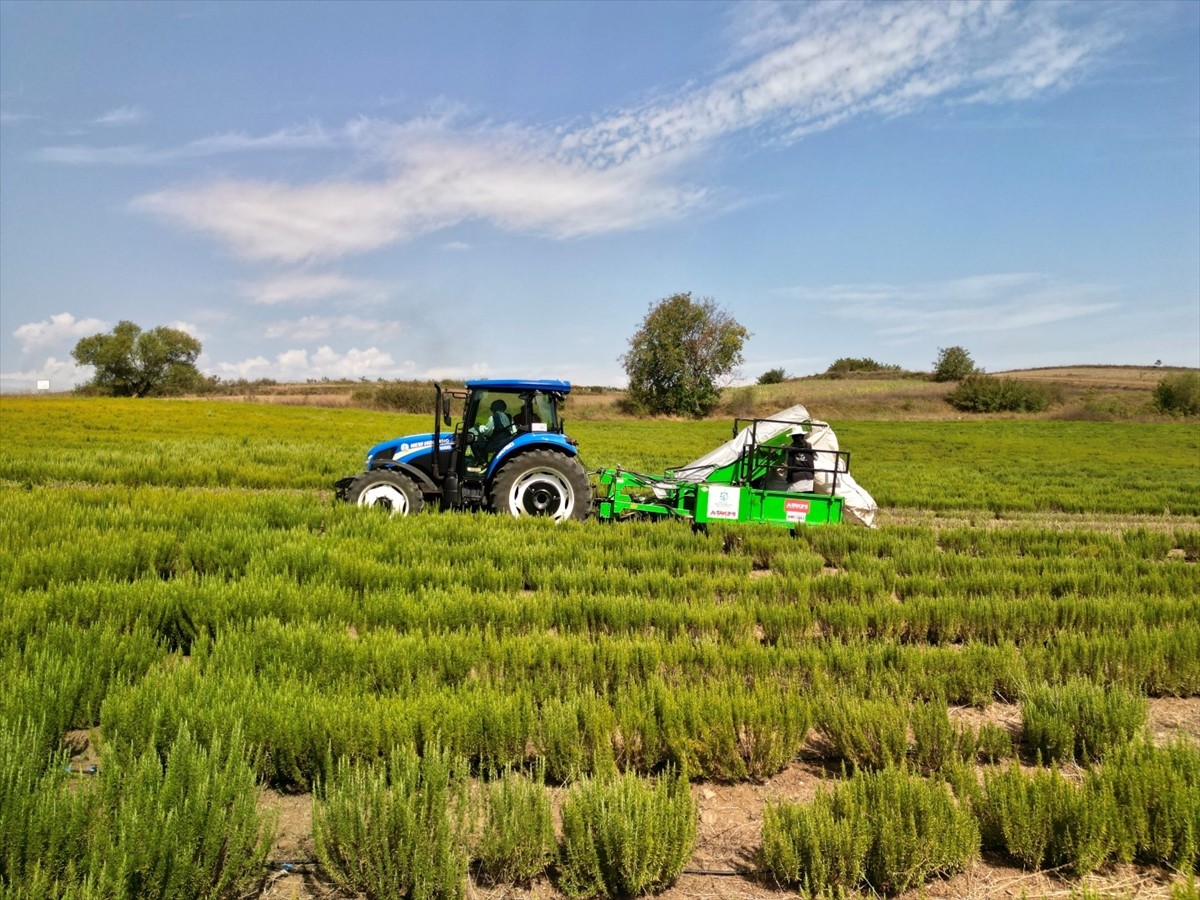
[441,241,470,251]
[564,1,1115,164]
[0,110,38,126]
[13,311,108,355]
[125,1,1116,262]
[93,105,146,127]
[240,271,391,305]
[134,119,704,262]
[780,273,1120,340]
[40,122,333,166]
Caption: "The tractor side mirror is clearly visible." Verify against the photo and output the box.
[442,395,452,427]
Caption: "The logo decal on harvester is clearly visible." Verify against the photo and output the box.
[785,499,810,522]
[706,486,742,520]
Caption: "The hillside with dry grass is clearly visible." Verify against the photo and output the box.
[203,365,1197,423]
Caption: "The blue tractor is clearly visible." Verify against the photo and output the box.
[335,379,591,522]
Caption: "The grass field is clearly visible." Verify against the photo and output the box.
[1,396,1198,900]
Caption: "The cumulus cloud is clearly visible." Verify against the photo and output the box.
[123,1,1115,261]
[0,356,92,392]
[166,320,206,340]
[213,345,403,381]
[13,312,108,355]
[241,271,390,305]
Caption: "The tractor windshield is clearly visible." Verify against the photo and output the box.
[468,391,524,432]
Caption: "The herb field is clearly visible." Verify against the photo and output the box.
[2,397,1198,900]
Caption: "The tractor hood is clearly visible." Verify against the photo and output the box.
[367,432,455,466]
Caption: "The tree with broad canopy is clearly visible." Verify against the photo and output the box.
[72,320,204,397]
[621,293,749,418]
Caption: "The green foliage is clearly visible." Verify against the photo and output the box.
[474,767,555,886]
[621,292,750,418]
[825,357,900,375]
[818,696,908,771]
[979,763,1114,875]
[314,744,469,900]
[670,684,811,782]
[0,723,270,900]
[1101,740,1200,870]
[972,744,1200,875]
[945,374,1052,413]
[71,320,203,398]
[763,768,977,897]
[1154,371,1200,416]
[762,790,869,898]
[931,346,976,382]
[1021,679,1147,764]
[975,722,1014,763]
[558,769,696,898]
[2,399,1200,895]
[757,367,787,385]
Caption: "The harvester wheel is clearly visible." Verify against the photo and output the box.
[490,450,591,522]
[345,470,425,516]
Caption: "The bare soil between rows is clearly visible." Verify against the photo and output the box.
[236,698,1200,900]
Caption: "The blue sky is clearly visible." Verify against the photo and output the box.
[1,0,1197,391]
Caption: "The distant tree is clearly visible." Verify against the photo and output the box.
[621,293,750,418]
[825,357,900,375]
[931,346,976,382]
[757,367,787,385]
[72,320,203,397]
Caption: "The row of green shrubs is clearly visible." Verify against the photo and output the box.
[314,749,695,900]
[5,711,1195,900]
[1,719,270,900]
[943,370,1200,415]
[763,739,1200,897]
[822,679,1146,773]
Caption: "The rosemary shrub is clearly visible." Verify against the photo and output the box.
[474,766,555,886]
[763,767,977,896]
[314,744,469,900]
[558,769,696,898]
[1022,678,1147,763]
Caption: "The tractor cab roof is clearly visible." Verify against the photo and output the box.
[465,379,572,395]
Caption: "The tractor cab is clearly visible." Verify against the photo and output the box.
[450,380,571,491]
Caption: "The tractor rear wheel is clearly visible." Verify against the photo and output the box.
[490,450,591,522]
[345,470,425,516]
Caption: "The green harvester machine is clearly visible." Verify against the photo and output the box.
[593,409,873,531]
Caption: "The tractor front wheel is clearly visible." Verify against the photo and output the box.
[490,450,591,522]
[344,470,425,516]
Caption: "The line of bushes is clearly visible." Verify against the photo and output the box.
[314,750,695,900]
[945,374,1055,413]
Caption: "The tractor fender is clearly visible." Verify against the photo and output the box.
[487,433,577,479]
[367,459,439,494]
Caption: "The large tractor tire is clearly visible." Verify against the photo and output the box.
[344,470,425,516]
[489,450,591,522]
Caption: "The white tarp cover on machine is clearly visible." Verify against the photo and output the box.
[669,404,879,528]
